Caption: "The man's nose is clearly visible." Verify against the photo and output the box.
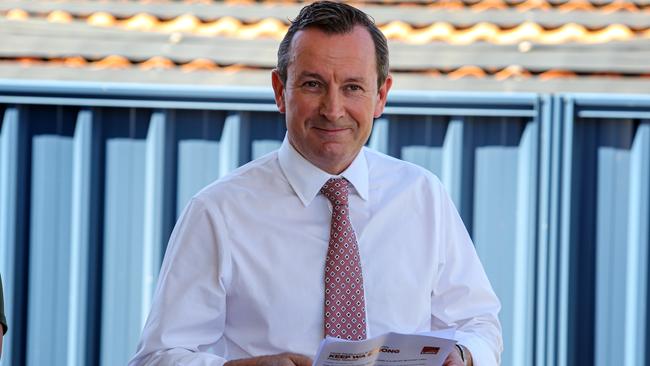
[319,89,345,122]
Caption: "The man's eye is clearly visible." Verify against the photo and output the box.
[346,84,363,92]
[303,81,321,88]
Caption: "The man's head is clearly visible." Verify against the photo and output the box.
[272,1,392,175]
[277,1,389,89]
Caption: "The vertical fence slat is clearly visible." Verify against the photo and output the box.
[68,109,96,366]
[101,108,148,366]
[535,95,554,366]
[142,110,170,325]
[512,119,538,366]
[219,113,242,178]
[543,95,565,366]
[0,106,28,366]
[441,116,464,207]
[556,97,650,366]
[557,96,575,366]
[249,112,285,160]
[594,121,633,366]
[397,116,445,178]
[27,132,73,366]
[624,120,650,366]
[175,110,224,216]
[368,117,389,154]
[470,117,530,366]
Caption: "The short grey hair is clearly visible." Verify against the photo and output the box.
[276,1,389,89]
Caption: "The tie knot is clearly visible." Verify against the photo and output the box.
[320,178,349,206]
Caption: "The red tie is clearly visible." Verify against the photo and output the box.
[320,178,367,340]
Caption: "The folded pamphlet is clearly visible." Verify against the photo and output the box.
[313,329,457,366]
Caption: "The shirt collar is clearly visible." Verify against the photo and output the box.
[278,136,369,207]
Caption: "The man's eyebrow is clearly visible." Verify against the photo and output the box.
[344,77,368,84]
[297,72,369,85]
[298,72,325,81]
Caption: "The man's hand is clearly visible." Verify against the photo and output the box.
[224,353,312,366]
[442,345,472,366]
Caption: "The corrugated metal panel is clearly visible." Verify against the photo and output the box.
[551,94,650,366]
[0,105,29,366]
[0,79,647,366]
[26,106,75,365]
[370,92,545,366]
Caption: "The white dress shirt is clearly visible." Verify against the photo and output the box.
[129,137,503,366]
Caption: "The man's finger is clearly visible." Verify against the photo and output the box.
[286,353,313,366]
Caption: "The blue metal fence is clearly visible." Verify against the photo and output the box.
[0,80,648,366]
[550,94,650,366]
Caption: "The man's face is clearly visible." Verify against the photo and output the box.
[272,26,392,174]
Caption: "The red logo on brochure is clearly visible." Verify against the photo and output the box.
[420,346,440,355]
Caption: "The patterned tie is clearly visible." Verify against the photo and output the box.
[320,178,367,340]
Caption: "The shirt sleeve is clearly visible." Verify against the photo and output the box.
[129,198,231,366]
[429,179,503,366]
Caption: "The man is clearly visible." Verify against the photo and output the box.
[130,2,502,366]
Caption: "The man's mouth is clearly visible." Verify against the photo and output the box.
[313,127,350,133]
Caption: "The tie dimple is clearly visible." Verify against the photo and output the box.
[321,178,367,340]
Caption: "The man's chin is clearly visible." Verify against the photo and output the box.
[314,149,358,172]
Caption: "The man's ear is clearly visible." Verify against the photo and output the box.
[271,69,286,113]
[373,74,393,118]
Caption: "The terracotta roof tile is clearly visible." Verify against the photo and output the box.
[181,58,219,72]
[222,64,248,73]
[237,18,286,39]
[448,65,488,79]
[381,21,413,39]
[601,0,640,13]
[589,71,623,78]
[497,22,543,44]
[6,8,28,20]
[15,57,40,66]
[452,22,501,44]
[160,13,201,33]
[140,56,176,70]
[87,12,116,27]
[425,70,443,77]
[62,56,88,67]
[557,0,595,12]
[92,55,132,69]
[4,0,648,17]
[414,25,447,43]
[494,65,532,80]
[427,1,466,10]
[514,0,552,11]
[470,0,510,11]
[46,10,73,23]
[0,0,648,88]
[122,12,159,31]
[538,23,587,43]
[197,16,243,36]
[2,55,648,91]
[585,24,635,43]
[258,0,649,12]
[2,2,649,46]
[539,69,577,79]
